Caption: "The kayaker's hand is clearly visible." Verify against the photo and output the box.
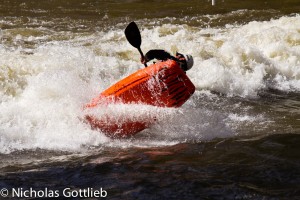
[141,57,146,64]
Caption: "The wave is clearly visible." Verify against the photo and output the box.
[0,15,298,153]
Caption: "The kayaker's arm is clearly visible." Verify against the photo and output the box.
[141,49,194,72]
[142,49,178,64]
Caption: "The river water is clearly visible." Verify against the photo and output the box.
[0,0,299,199]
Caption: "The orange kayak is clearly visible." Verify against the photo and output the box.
[85,60,195,137]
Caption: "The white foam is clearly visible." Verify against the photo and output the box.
[187,15,300,95]
[0,44,112,153]
[0,15,299,153]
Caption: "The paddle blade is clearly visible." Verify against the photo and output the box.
[125,21,142,48]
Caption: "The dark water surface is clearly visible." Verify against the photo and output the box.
[0,0,300,199]
[1,134,300,199]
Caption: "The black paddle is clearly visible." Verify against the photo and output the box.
[125,21,147,67]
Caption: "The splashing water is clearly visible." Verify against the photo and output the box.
[0,14,299,154]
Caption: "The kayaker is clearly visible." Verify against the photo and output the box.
[141,49,194,72]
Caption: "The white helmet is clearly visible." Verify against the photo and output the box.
[184,54,194,70]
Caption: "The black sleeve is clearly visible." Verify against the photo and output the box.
[144,49,176,62]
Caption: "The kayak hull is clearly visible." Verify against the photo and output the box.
[85,60,195,137]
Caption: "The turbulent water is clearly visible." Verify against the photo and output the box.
[0,0,300,199]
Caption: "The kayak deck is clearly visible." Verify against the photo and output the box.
[85,60,195,137]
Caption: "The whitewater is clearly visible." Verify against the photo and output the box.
[0,15,299,154]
